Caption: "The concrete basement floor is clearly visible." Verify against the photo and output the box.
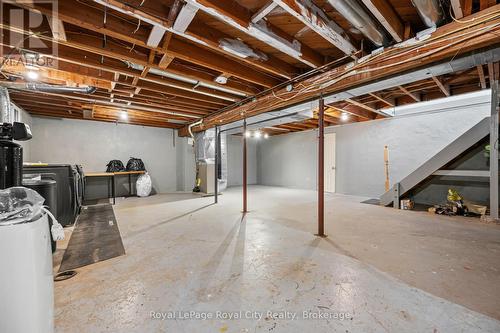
[53,186,500,332]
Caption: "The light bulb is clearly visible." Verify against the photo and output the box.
[245,131,251,138]
[26,71,39,80]
[341,112,349,121]
[254,131,262,138]
[120,111,128,120]
[264,133,269,139]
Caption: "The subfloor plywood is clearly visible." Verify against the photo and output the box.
[53,186,500,332]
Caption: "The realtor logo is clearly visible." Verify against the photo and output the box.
[0,0,59,67]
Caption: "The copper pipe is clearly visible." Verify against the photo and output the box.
[317,96,325,236]
[243,119,248,213]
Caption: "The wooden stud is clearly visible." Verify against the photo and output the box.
[398,85,421,102]
[431,76,450,96]
[360,0,404,42]
[273,0,357,56]
[477,65,487,89]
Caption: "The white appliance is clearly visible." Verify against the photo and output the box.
[0,213,54,333]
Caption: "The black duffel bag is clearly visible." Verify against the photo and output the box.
[126,157,145,171]
[106,160,125,172]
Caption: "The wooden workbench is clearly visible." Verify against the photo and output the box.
[85,171,146,204]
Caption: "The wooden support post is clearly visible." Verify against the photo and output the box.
[243,119,248,213]
[317,96,326,237]
[214,126,219,204]
[384,145,390,191]
[490,80,499,220]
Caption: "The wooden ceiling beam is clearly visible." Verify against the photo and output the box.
[398,85,421,102]
[431,76,451,96]
[450,0,464,19]
[344,98,379,114]
[476,65,486,89]
[185,0,324,68]
[8,1,278,88]
[181,4,500,135]
[360,0,404,42]
[172,2,199,33]
[185,19,296,78]
[8,88,202,119]
[329,104,374,120]
[88,0,294,79]
[46,15,67,41]
[11,88,215,115]
[28,107,182,128]
[272,0,357,56]
[251,1,278,23]
[368,92,395,107]
[488,62,496,86]
[0,41,238,106]
[158,0,183,69]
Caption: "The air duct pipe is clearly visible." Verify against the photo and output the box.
[327,0,388,46]
[0,87,13,123]
[0,83,97,94]
[411,0,444,28]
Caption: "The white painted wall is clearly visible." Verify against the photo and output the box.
[258,91,492,198]
[29,117,178,194]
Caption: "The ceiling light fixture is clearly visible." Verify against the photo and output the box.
[341,112,349,121]
[26,71,39,80]
[264,133,269,139]
[214,75,228,84]
[254,131,262,139]
[120,111,128,120]
[245,131,251,138]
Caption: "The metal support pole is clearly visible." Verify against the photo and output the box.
[243,119,248,213]
[317,96,326,237]
[490,81,499,220]
[214,126,219,204]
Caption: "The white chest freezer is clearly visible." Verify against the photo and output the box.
[0,213,54,333]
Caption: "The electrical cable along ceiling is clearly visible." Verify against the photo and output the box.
[0,0,497,132]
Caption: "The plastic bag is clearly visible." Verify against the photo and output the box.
[136,173,152,197]
[447,189,462,202]
[0,187,64,240]
[0,187,45,225]
[106,160,125,172]
[126,157,145,171]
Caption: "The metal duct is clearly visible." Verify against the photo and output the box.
[194,129,228,191]
[0,87,13,123]
[411,0,444,28]
[0,83,97,94]
[327,0,388,46]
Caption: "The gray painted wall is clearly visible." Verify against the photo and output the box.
[227,134,258,186]
[27,117,254,198]
[257,130,317,190]
[257,91,491,201]
[29,117,178,198]
[175,136,196,192]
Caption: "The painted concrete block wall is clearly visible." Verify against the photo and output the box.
[29,117,178,197]
[175,136,196,192]
[227,134,258,186]
[257,91,491,199]
[257,130,317,189]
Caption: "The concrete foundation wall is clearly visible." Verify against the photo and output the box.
[28,117,255,197]
[227,134,258,186]
[257,91,491,201]
[29,117,178,197]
